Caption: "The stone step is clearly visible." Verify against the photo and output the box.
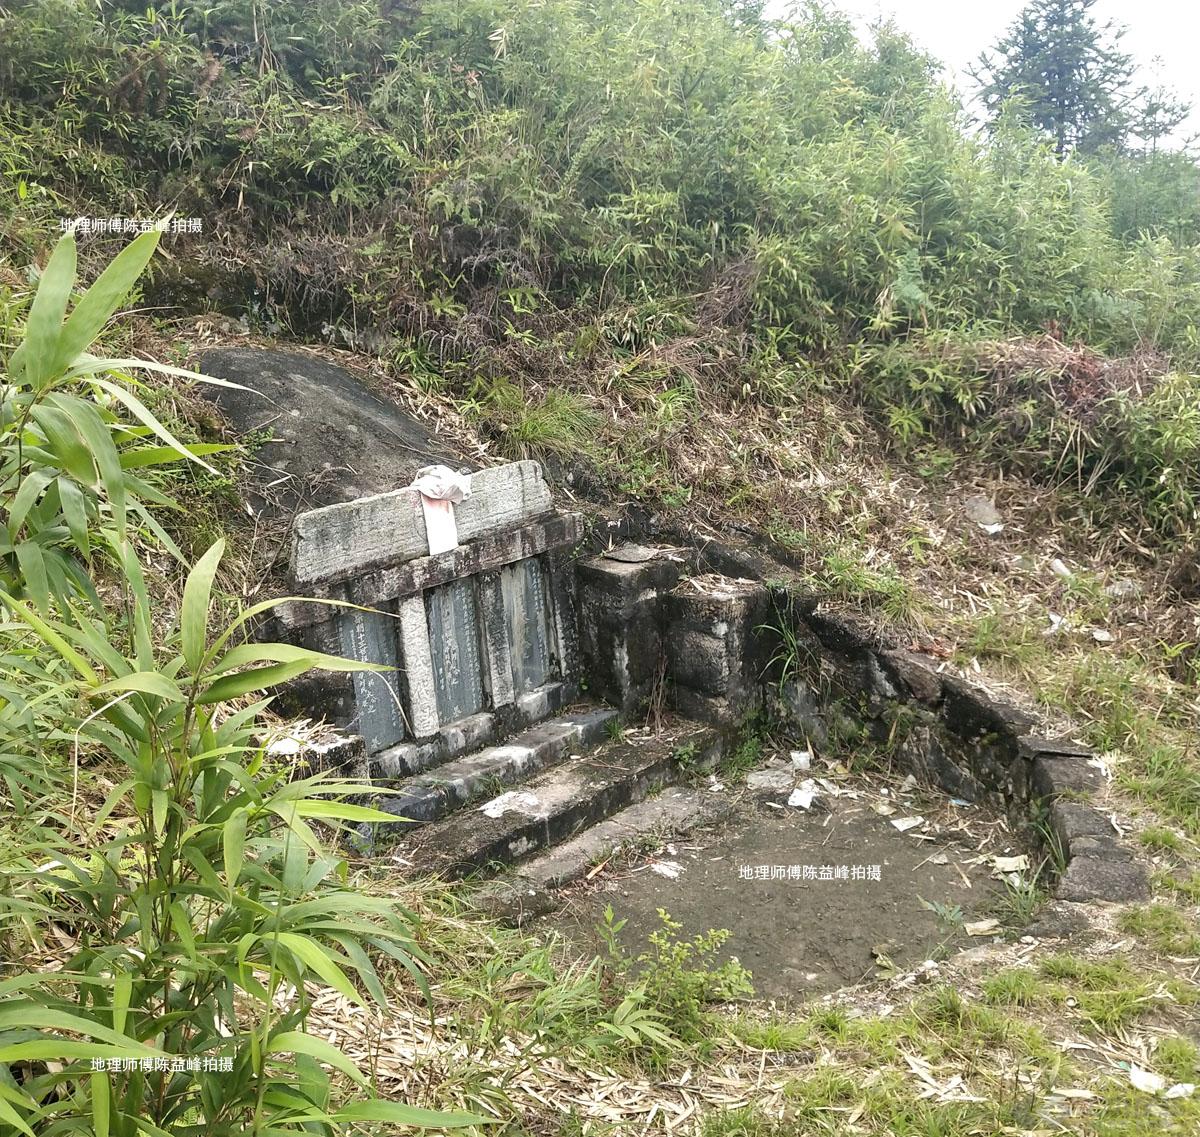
[474,784,737,921]
[399,720,726,878]
[368,706,619,831]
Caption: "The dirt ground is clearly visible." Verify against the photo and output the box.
[556,775,1019,1002]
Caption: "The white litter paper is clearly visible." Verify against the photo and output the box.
[1129,1065,1166,1095]
[788,779,819,810]
[790,749,812,772]
[649,860,684,879]
[891,816,925,832]
[478,790,540,819]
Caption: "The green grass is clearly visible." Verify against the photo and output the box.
[726,1016,813,1053]
[1034,953,1198,1032]
[818,546,924,624]
[1154,870,1200,902]
[994,869,1050,926]
[981,968,1042,1007]
[959,610,1049,671]
[1155,1035,1200,1083]
[700,1107,787,1137]
[1140,825,1187,854]
[1119,904,1200,956]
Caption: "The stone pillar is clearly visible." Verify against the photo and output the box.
[664,575,771,725]
[575,545,697,715]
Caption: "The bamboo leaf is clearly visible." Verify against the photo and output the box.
[8,469,55,535]
[17,232,77,388]
[196,660,318,704]
[182,539,224,673]
[207,640,388,677]
[271,933,360,1005]
[13,541,49,614]
[0,1002,163,1051]
[264,1031,366,1086]
[57,477,91,558]
[65,398,128,539]
[90,1071,111,1137]
[223,809,247,889]
[90,672,184,701]
[90,377,220,475]
[119,443,232,470]
[0,591,97,684]
[64,356,256,391]
[30,403,96,486]
[286,801,405,823]
[50,230,161,377]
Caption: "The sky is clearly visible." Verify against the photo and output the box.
[772,1,1200,143]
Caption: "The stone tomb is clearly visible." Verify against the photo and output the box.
[272,461,582,777]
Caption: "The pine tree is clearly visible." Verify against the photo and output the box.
[971,0,1135,157]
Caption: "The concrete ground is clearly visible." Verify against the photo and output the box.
[553,770,1015,1002]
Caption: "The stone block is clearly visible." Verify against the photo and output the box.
[804,609,879,655]
[876,648,944,705]
[1069,835,1134,860]
[397,595,438,738]
[576,546,694,715]
[777,679,828,745]
[427,577,486,725]
[1056,856,1150,903]
[666,627,732,694]
[302,734,366,778]
[1032,754,1104,800]
[665,576,769,721]
[290,460,553,586]
[896,729,986,803]
[940,676,1034,741]
[1017,734,1093,760]
[1050,801,1113,856]
[671,685,761,727]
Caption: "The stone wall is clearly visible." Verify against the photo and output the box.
[762,595,1149,904]
[573,531,1150,906]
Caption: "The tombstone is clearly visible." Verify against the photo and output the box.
[501,556,552,694]
[426,578,486,725]
[277,461,584,761]
[335,604,406,752]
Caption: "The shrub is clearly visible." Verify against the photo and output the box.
[0,232,480,1133]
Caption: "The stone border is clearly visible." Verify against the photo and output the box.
[574,522,1150,906]
[762,591,1150,904]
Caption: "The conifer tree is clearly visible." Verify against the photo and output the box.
[971,0,1135,157]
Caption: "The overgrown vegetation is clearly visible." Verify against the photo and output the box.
[0,234,480,1132]
[3,0,1200,543]
[4,3,1200,1134]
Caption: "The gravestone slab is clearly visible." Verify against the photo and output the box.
[427,578,486,725]
[335,605,405,752]
[501,557,552,694]
[290,461,554,586]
